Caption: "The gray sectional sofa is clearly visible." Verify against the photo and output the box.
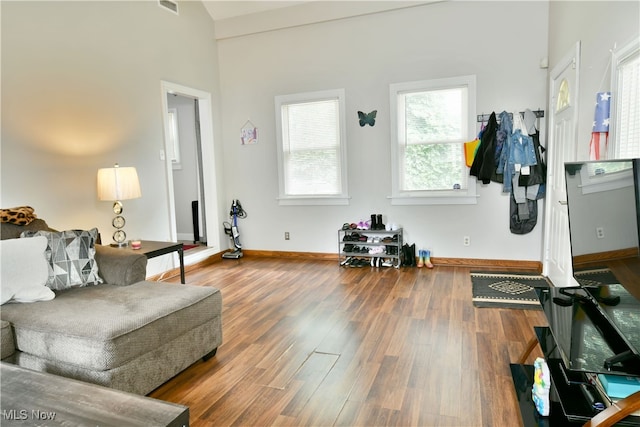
[0,218,222,395]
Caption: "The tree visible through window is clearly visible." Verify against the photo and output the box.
[403,88,466,191]
[390,75,476,204]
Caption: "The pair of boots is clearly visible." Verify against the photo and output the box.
[417,249,434,269]
[370,214,385,230]
[402,243,416,267]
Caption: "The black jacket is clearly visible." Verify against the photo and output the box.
[470,112,498,184]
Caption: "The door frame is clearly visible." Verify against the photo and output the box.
[160,81,220,253]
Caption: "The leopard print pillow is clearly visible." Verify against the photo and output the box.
[0,206,37,225]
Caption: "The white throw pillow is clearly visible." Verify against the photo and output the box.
[1,236,55,304]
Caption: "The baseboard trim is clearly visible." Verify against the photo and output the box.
[150,249,542,281]
[572,247,637,269]
[431,257,542,273]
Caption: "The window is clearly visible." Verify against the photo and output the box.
[390,75,477,205]
[581,160,633,195]
[610,38,640,159]
[167,108,182,170]
[275,89,348,205]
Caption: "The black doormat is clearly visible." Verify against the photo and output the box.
[573,267,620,287]
[471,271,551,310]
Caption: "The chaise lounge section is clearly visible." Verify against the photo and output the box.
[0,216,222,395]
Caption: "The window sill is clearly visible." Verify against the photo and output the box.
[277,196,350,206]
[389,194,478,206]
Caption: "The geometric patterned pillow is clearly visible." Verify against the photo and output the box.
[20,228,103,291]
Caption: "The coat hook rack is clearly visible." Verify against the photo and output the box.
[476,109,545,123]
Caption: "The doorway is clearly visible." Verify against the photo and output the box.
[542,42,581,287]
[160,81,220,263]
[167,93,206,244]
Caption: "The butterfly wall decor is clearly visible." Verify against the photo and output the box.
[358,110,377,127]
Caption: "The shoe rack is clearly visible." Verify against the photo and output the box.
[338,228,403,269]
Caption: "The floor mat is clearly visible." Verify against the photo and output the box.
[573,267,620,287]
[471,271,551,310]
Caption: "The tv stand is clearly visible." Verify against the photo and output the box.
[510,286,640,426]
[585,392,640,427]
[605,350,638,371]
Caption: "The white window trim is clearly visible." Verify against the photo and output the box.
[580,162,634,195]
[389,75,477,205]
[609,37,640,159]
[275,89,349,206]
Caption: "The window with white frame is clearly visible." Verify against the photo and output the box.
[275,89,348,205]
[167,108,182,170]
[390,75,477,205]
[582,160,633,195]
[611,38,640,159]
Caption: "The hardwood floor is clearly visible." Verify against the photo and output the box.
[149,257,547,426]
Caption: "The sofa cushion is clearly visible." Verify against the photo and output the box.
[0,281,222,371]
[0,236,55,305]
[0,218,53,240]
[21,228,103,290]
[1,320,16,359]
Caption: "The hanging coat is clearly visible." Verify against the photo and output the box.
[518,130,546,196]
[510,190,537,234]
[470,112,498,184]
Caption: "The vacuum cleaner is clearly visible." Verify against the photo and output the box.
[222,199,246,259]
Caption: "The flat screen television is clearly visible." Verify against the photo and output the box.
[545,159,640,378]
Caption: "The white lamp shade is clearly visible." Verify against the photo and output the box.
[97,166,142,201]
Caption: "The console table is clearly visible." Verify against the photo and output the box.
[0,363,189,426]
[120,240,185,284]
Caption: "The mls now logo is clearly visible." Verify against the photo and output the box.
[2,409,56,421]
[2,410,28,420]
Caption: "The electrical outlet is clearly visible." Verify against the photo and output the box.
[285,232,290,240]
[463,236,470,246]
[596,227,605,239]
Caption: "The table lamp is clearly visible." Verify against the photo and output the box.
[97,163,142,247]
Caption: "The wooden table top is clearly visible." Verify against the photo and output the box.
[0,363,189,426]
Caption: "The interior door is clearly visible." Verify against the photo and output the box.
[543,42,581,287]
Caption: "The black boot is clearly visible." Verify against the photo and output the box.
[402,244,410,267]
[376,214,385,230]
[370,214,377,230]
[409,243,417,267]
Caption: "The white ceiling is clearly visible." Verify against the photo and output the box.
[201,1,310,21]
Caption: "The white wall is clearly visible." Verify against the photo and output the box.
[548,1,640,160]
[216,1,549,260]
[565,168,638,256]
[3,1,637,265]
[1,1,226,272]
